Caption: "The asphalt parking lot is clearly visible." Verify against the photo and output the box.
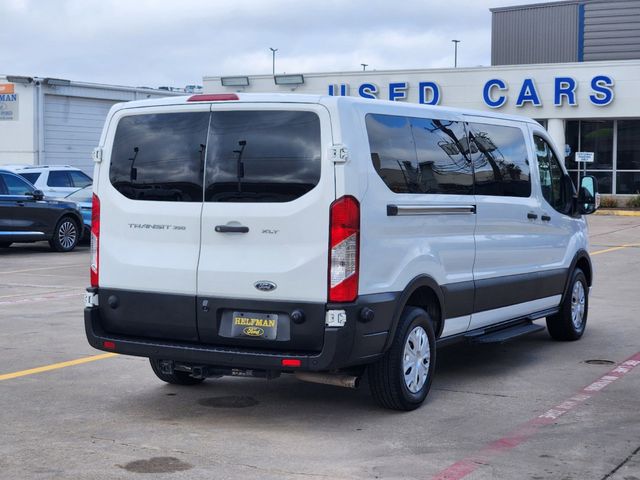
[1,215,639,480]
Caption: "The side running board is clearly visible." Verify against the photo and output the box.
[465,321,545,344]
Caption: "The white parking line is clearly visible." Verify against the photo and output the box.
[0,291,81,306]
[0,263,86,275]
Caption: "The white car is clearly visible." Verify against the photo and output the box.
[1,165,92,199]
[84,93,599,410]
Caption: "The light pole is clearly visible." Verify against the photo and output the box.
[269,47,278,75]
[361,63,368,71]
[452,40,461,68]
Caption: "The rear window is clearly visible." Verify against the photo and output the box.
[47,171,72,187]
[69,170,92,188]
[19,172,41,185]
[110,112,209,202]
[205,111,321,202]
[109,110,321,203]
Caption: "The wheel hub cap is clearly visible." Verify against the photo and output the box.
[571,281,586,330]
[58,221,77,249]
[403,326,430,393]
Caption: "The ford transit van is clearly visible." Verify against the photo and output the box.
[84,93,598,410]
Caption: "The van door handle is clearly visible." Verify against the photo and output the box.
[541,214,551,222]
[215,225,249,233]
[527,212,538,220]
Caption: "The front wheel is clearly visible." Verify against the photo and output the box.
[547,268,588,341]
[368,307,436,411]
[149,359,205,386]
[49,217,79,252]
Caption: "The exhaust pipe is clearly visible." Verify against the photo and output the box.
[294,372,360,389]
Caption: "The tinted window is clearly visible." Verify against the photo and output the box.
[2,173,34,195]
[69,170,92,188]
[0,175,7,195]
[205,111,321,202]
[411,118,473,194]
[468,123,531,197]
[535,135,572,214]
[47,171,72,187]
[366,114,417,193]
[366,114,472,194]
[19,172,41,185]
[110,112,209,202]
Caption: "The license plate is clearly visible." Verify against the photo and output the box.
[231,312,278,340]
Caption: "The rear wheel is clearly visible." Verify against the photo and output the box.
[0,242,12,248]
[49,217,79,252]
[149,358,205,386]
[547,268,588,341]
[368,307,436,411]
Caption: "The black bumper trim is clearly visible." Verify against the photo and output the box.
[85,306,343,371]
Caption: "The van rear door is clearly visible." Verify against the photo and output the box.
[98,105,210,342]
[196,104,334,350]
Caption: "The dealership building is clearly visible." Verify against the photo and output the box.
[204,0,640,196]
[0,76,177,173]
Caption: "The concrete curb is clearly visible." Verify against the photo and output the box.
[594,209,640,217]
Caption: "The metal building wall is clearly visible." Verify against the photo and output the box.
[492,2,580,65]
[43,95,117,173]
[583,0,640,61]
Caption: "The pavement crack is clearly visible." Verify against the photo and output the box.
[600,445,640,480]
[434,387,517,398]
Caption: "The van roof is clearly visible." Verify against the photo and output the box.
[114,93,540,126]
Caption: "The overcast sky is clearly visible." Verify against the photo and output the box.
[2,0,556,88]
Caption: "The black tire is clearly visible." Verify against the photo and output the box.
[149,358,205,386]
[368,307,436,411]
[49,216,79,252]
[0,242,12,248]
[547,268,588,341]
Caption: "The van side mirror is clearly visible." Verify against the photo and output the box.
[31,189,44,201]
[577,176,599,215]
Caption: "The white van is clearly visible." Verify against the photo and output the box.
[84,93,599,410]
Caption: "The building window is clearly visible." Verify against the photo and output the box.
[617,120,640,171]
[565,119,616,195]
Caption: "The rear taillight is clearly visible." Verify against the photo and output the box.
[328,196,360,303]
[90,193,100,287]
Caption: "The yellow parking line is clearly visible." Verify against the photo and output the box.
[591,244,639,256]
[0,353,117,381]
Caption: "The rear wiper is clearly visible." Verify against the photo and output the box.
[233,140,247,192]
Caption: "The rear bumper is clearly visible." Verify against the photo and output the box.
[84,289,399,372]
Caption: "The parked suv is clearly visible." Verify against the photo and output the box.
[84,94,599,410]
[2,165,92,199]
[0,170,84,251]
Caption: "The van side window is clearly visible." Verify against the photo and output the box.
[467,123,531,197]
[534,135,572,214]
[366,114,472,194]
[110,112,209,202]
[205,111,321,203]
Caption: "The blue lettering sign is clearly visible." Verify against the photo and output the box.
[516,79,541,107]
[389,82,408,101]
[328,84,349,96]
[0,94,17,101]
[418,81,440,105]
[590,75,614,106]
[554,77,577,106]
[483,79,507,108]
[358,83,378,99]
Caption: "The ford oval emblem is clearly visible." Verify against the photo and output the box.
[254,281,277,292]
